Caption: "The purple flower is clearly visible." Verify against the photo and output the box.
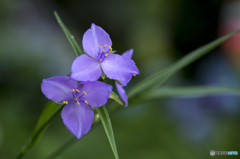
[70,23,140,82]
[115,49,134,107]
[41,76,112,139]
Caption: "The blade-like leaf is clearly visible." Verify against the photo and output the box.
[16,101,64,159]
[109,91,124,105]
[54,11,84,56]
[17,92,119,158]
[145,86,240,99]
[45,113,100,159]
[96,106,119,159]
[127,28,240,98]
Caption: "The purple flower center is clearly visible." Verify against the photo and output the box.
[97,44,112,63]
[63,89,88,105]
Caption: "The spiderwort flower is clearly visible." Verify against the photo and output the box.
[71,23,140,82]
[41,76,112,139]
[115,49,134,107]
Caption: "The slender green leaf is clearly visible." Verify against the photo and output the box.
[16,101,64,159]
[33,101,60,134]
[54,11,84,56]
[145,86,240,99]
[127,28,240,98]
[96,106,119,159]
[45,113,100,159]
[109,91,123,105]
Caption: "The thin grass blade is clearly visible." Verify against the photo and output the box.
[127,28,240,98]
[96,106,119,159]
[16,101,64,159]
[145,86,240,99]
[54,11,84,56]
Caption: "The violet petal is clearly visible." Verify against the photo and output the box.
[116,82,128,107]
[41,76,77,103]
[71,54,101,81]
[101,54,140,82]
[77,81,112,108]
[61,102,94,139]
[82,23,112,59]
[122,49,133,59]
[118,49,135,86]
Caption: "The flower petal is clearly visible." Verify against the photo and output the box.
[61,102,94,139]
[101,54,140,82]
[118,76,132,87]
[122,49,133,59]
[41,76,77,103]
[77,81,112,108]
[82,23,112,59]
[116,82,128,107]
[71,54,102,81]
[118,49,135,86]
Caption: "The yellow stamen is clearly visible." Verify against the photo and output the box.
[102,49,105,52]
[133,74,136,76]
[109,46,112,51]
[85,100,88,105]
[104,44,107,47]
[76,100,80,105]
[71,89,75,92]
[99,46,102,48]
[63,101,68,104]
[84,91,87,95]
[105,53,108,56]
[76,89,80,92]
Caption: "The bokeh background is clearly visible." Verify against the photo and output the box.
[0,0,240,158]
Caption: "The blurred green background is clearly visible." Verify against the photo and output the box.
[0,0,240,158]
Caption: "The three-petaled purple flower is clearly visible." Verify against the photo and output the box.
[71,23,140,83]
[41,76,112,139]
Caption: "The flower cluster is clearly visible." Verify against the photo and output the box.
[41,24,139,139]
